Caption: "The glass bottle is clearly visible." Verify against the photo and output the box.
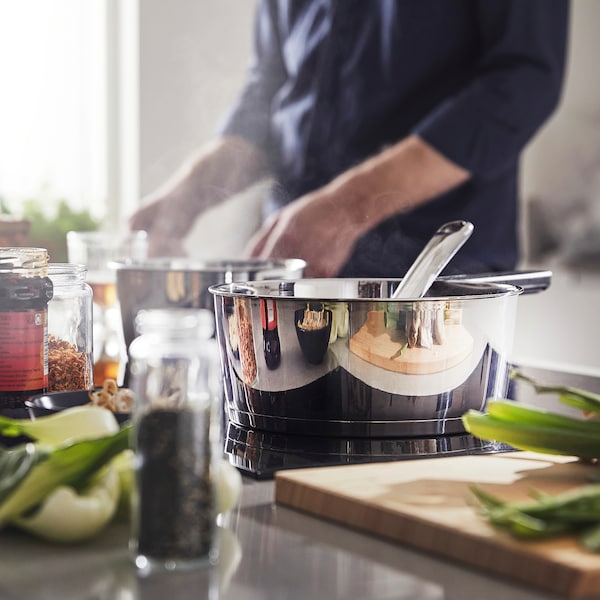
[0,247,53,412]
[47,263,94,392]
[128,308,222,574]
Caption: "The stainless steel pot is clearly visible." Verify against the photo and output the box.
[210,276,531,438]
[113,258,306,353]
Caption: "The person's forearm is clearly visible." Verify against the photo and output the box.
[327,135,471,235]
[160,135,271,214]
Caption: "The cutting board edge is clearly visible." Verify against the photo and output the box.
[274,468,600,599]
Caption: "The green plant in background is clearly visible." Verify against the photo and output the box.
[2,197,101,262]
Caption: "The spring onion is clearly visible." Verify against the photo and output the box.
[463,371,600,551]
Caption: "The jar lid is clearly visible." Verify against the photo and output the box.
[0,247,49,275]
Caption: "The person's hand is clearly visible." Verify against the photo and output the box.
[128,136,271,258]
[245,186,365,278]
[244,136,471,277]
[129,185,195,257]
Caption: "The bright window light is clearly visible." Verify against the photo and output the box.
[0,0,107,220]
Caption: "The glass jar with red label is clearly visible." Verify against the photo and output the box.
[0,247,53,411]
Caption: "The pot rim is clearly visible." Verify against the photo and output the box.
[109,257,307,273]
[208,277,523,302]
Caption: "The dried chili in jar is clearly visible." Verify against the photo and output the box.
[47,264,93,391]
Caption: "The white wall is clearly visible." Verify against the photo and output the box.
[514,1,600,376]
[137,0,260,258]
[520,0,600,266]
[139,0,256,196]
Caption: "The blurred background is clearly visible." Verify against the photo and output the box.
[0,0,599,372]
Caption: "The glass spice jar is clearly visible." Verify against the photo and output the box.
[0,247,53,411]
[128,308,222,574]
[47,263,94,392]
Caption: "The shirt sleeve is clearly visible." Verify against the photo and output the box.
[412,0,570,179]
[217,0,283,158]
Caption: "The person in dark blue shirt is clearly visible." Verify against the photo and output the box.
[130,0,569,278]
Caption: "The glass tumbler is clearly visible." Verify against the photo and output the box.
[128,308,222,574]
[47,263,93,391]
[66,230,147,385]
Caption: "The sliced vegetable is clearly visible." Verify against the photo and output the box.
[214,459,242,515]
[471,483,600,549]
[13,465,120,543]
[0,406,119,445]
[112,448,134,520]
[463,371,600,551]
[0,425,130,527]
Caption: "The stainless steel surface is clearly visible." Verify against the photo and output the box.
[113,258,306,353]
[442,269,553,295]
[391,220,474,299]
[0,362,588,600]
[211,278,522,438]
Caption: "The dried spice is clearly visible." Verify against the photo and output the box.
[135,408,214,563]
[48,334,92,392]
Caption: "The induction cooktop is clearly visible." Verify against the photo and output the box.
[223,365,600,479]
[223,421,513,479]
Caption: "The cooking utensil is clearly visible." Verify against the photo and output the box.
[441,269,552,294]
[391,220,474,299]
[112,258,306,353]
[210,275,527,437]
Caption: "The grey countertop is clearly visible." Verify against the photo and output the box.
[1,365,598,600]
[0,474,560,600]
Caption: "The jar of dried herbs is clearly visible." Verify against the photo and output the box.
[128,308,221,574]
[47,264,94,391]
[0,247,53,411]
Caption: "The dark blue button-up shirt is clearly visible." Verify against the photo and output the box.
[220,0,569,276]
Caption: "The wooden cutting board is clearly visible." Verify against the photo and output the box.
[275,452,600,598]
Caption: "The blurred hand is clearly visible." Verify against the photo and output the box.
[129,186,194,257]
[245,186,364,278]
[128,136,270,258]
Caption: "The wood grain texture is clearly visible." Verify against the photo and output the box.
[275,453,600,598]
[348,311,473,374]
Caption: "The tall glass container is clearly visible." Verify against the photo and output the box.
[47,263,94,391]
[0,247,53,410]
[128,308,221,574]
[66,230,147,386]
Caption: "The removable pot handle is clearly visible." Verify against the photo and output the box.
[439,269,553,295]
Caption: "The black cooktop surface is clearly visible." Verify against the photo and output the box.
[223,365,600,479]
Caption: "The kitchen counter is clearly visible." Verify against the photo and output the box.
[0,477,561,600]
[0,365,598,600]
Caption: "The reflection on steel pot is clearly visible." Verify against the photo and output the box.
[112,258,306,357]
[209,278,523,438]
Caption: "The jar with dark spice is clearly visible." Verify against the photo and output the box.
[128,308,222,574]
[0,247,53,411]
[47,263,94,392]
